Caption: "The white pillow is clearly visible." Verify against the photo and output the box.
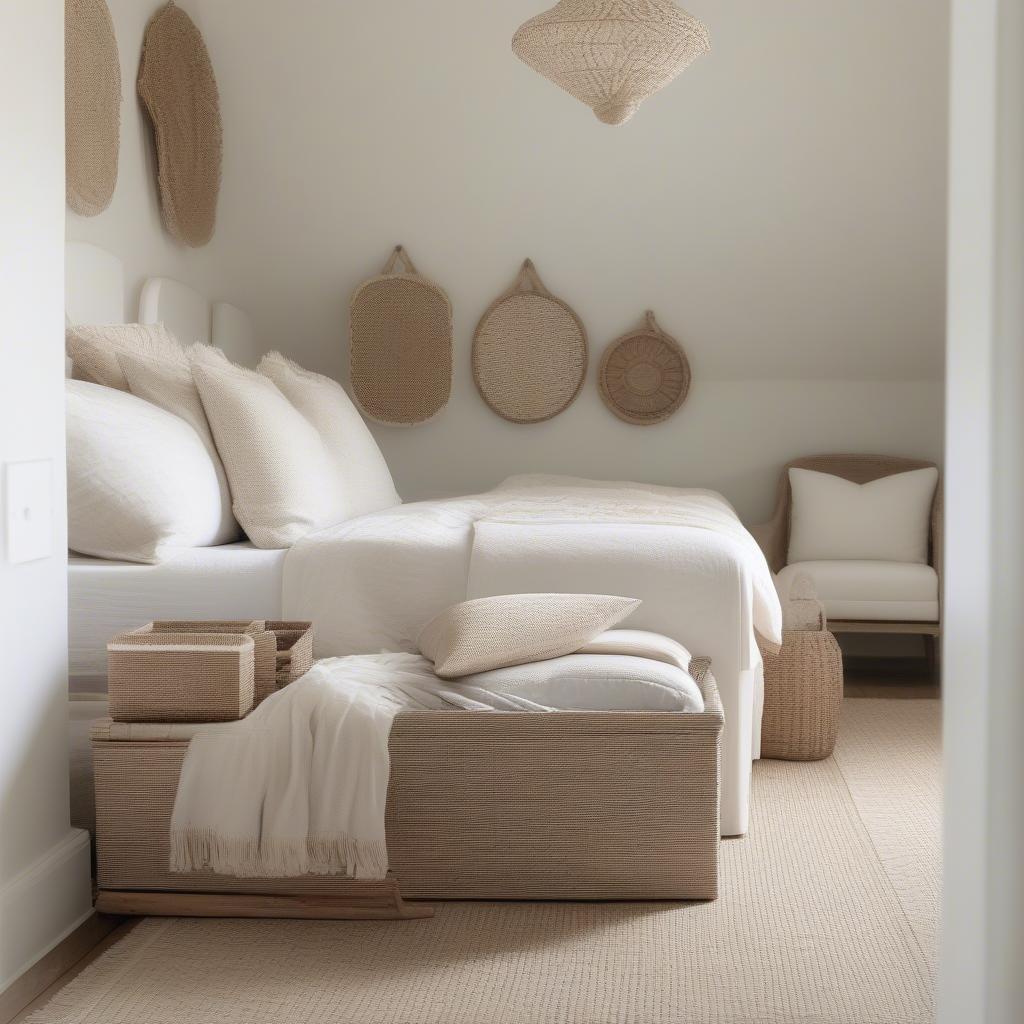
[455,653,704,713]
[417,593,641,679]
[258,351,399,520]
[66,380,229,563]
[788,467,938,564]
[191,348,347,549]
[116,347,240,545]
[66,322,183,390]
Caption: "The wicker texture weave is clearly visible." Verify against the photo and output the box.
[266,621,314,687]
[472,260,588,424]
[761,629,844,761]
[152,621,277,705]
[350,247,453,426]
[513,1,710,125]
[138,2,222,247]
[599,311,691,425]
[107,629,254,723]
[92,660,722,901]
[65,0,121,216]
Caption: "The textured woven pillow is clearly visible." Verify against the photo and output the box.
[67,322,183,390]
[191,348,346,548]
[258,351,400,520]
[417,593,641,680]
[117,347,240,544]
[67,380,228,563]
[788,467,938,564]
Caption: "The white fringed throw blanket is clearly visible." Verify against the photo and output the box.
[171,654,450,880]
[169,652,559,881]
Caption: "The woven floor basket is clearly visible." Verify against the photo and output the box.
[92,661,723,901]
[761,630,844,761]
[138,2,222,247]
[65,0,121,216]
[350,246,453,425]
[473,260,588,424]
[599,311,691,425]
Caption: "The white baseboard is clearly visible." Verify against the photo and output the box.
[0,829,92,995]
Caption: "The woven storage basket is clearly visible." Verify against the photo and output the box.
[65,0,121,216]
[91,659,723,901]
[472,260,588,424]
[599,311,691,425]
[266,621,314,686]
[138,2,222,247]
[151,621,278,705]
[107,625,254,723]
[350,246,453,425]
[761,628,844,761]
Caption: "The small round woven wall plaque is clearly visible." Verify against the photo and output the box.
[350,246,453,426]
[138,2,222,247]
[473,260,587,424]
[599,311,691,425]
[65,0,121,216]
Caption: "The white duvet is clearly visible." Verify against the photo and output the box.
[284,474,781,837]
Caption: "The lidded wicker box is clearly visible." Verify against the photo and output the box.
[107,624,256,723]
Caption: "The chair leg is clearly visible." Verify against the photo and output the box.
[924,634,938,681]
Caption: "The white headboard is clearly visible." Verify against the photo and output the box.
[65,242,125,325]
[64,242,260,368]
[139,276,212,347]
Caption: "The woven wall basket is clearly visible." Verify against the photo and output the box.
[350,247,453,426]
[599,311,691,425]
[138,2,222,247]
[65,0,121,216]
[473,260,588,424]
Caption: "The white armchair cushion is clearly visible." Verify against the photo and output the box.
[778,561,939,623]
[788,467,938,564]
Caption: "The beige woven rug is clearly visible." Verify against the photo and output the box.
[36,698,939,1023]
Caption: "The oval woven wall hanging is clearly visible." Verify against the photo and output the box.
[350,246,453,426]
[65,0,121,216]
[138,2,222,247]
[473,260,588,424]
[599,311,691,425]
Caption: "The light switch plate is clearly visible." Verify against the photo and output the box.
[5,460,53,564]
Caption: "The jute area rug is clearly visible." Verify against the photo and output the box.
[35,698,939,1024]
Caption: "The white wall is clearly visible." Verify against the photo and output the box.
[193,0,948,521]
[0,0,92,994]
[940,0,1024,1020]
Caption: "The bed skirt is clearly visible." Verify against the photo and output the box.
[92,663,723,904]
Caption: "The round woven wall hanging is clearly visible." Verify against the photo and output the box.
[138,2,222,247]
[599,311,691,425]
[65,0,121,216]
[473,260,587,424]
[350,246,453,426]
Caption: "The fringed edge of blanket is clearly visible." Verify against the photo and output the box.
[169,828,389,881]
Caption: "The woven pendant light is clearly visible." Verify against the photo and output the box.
[512,0,710,125]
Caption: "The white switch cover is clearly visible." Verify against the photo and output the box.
[5,460,53,564]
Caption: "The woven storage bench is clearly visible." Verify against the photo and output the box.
[92,660,724,908]
[265,620,313,687]
[760,587,844,761]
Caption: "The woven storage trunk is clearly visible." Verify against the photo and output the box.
[266,621,313,687]
[151,621,277,705]
[92,662,723,902]
[761,629,844,761]
[108,625,255,723]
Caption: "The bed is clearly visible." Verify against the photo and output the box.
[64,243,782,838]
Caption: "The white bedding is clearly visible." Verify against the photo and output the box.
[283,475,781,836]
[69,543,286,685]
